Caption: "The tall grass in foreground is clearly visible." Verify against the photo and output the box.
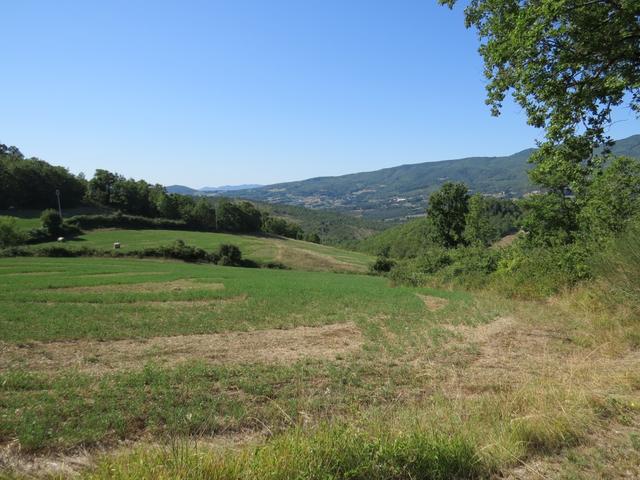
[593,221,640,311]
[84,381,614,480]
[87,424,483,480]
[563,221,640,350]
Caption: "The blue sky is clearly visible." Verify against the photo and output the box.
[2,1,638,187]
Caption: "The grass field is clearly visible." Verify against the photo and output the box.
[32,229,374,273]
[1,257,639,479]
[0,208,110,231]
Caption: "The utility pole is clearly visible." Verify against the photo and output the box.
[55,189,63,218]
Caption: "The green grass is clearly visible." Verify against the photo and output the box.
[86,419,486,480]
[0,207,109,231]
[0,257,486,457]
[0,257,447,343]
[1,256,638,479]
[32,228,374,272]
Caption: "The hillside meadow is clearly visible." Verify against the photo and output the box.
[23,228,374,273]
[0,256,638,479]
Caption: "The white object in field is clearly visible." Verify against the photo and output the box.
[113,242,121,249]
[57,237,65,242]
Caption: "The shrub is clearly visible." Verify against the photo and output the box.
[262,261,289,269]
[303,232,321,243]
[490,240,592,298]
[590,218,640,313]
[387,246,502,288]
[370,255,395,274]
[65,213,188,231]
[434,246,501,288]
[579,156,640,242]
[25,227,51,244]
[139,240,212,263]
[217,244,242,266]
[388,247,452,286]
[0,245,102,258]
[262,216,304,239]
[40,209,63,236]
[0,216,26,247]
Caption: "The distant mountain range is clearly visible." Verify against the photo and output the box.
[171,135,640,221]
[166,184,262,195]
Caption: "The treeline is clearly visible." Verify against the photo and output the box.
[0,143,318,241]
[0,144,86,209]
[367,156,640,298]
[360,193,520,258]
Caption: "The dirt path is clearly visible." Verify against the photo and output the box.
[0,322,363,374]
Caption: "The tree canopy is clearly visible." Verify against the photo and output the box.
[0,144,86,209]
[441,0,640,190]
[427,182,470,247]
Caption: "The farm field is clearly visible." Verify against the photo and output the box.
[1,257,639,479]
[31,228,374,273]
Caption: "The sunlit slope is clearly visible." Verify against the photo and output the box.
[36,229,374,272]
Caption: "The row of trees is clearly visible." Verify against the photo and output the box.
[86,170,265,233]
[425,154,640,253]
[1,147,315,240]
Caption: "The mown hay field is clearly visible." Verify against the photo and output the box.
[0,257,639,479]
[32,228,374,273]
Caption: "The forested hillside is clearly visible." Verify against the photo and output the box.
[227,135,640,220]
[0,148,319,244]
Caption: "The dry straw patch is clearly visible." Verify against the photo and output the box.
[2,271,64,276]
[415,293,449,311]
[50,279,224,294]
[418,313,638,399]
[76,271,166,278]
[0,322,363,374]
[275,240,366,272]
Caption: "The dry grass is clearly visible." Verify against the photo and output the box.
[47,279,225,294]
[0,322,363,375]
[76,271,167,278]
[415,293,450,311]
[275,242,367,273]
[1,257,638,479]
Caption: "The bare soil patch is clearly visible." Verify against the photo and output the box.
[492,231,521,249]
[0,322,363,374]
[50,279,224,294]
[0,445,93,479]
[416,293,449,311]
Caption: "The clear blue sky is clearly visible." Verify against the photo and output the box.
[2,1,638,187]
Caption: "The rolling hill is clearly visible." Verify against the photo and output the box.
[33,229,374,273]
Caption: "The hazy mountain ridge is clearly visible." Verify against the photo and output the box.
[166,184,263,195]
[172,135,640,221]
